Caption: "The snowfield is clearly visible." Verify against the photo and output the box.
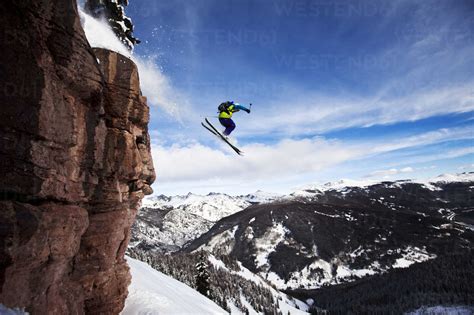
[123,255,309,315]
[122,257,227,315]
[206,255,310,315]
[392,246,437,269]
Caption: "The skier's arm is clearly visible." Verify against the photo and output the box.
[233,104,251,113]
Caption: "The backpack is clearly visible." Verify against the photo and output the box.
[218,101,233,114]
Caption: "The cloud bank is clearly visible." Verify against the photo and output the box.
[240,84,474,137]
[151,126,473,191]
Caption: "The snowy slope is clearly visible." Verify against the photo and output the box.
[190,211,448,290]
[122,256,226,315]
[207,255,309,315]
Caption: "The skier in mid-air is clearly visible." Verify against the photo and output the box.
[201,101,252,155]
[217,101,251,137]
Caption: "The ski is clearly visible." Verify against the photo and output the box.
[202,118,243,155]
[201,122,218,136]
[204,118,243,155]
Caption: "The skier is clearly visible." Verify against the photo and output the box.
[218,101,251,137]
[201,101,252,155]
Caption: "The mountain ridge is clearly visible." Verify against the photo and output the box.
[180,173,473,291]
[129,172,473,313]
[132,172,473,255]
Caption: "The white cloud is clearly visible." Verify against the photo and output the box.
[151,126,472,193]
[458,164,474,171]
[240,84,474,137]
[366,167,414,178]
[368,126,473,154]
[79,3,474,195]
[151,137,356,183]
[133,56,192,121]
[238,3,474,138]
[385,147,474,167]
[414,147,474,164]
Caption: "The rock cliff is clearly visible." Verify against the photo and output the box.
[0,1,155,314]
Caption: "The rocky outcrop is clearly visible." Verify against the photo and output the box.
[0,1,155,314]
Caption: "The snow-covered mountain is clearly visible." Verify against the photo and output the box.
[142,190,282,219]
[129,172,473,313]
[183,172,474,291]
[132,173,473,254]
[290,172,474,199]
[125,250,310,314]
[131,191,281,253]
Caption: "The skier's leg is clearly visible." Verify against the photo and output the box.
[225,119,236,135]
[219,118,231,135]
[219,118,236,136]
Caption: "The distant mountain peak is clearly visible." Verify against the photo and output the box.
[290,172,474,197]
[182,175,473,291]
[429,171,474,183]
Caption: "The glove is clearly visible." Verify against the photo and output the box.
[245,108,251,114]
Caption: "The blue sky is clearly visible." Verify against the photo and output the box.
[121,0,473,195]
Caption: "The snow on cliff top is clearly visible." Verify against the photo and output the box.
[122,256,226,315]
[79,7,131,57]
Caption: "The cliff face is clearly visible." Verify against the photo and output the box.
[0,1,155,314]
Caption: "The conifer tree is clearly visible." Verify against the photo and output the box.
[195,251,211,297]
